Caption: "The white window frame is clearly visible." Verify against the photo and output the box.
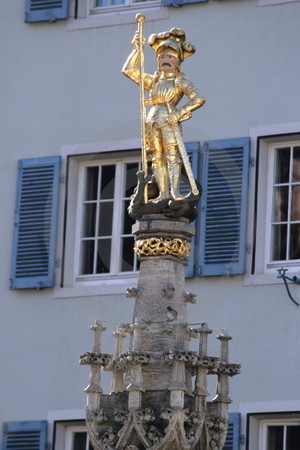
[239,401,300,450]
[259,418,300,450]
[74,157,140,280]
[264,141,300,271]
[54,139,141,299]
[67,0,169,31]
[244,122,300,286]
[65,425,90,450]
[47,409,86,449]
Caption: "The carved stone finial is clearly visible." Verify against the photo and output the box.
[198,322,213,357]
[90,320,106,354]
[183,291,197,304]
[217,329,232,363]
[126,287,141,298]
[213,329,233,405]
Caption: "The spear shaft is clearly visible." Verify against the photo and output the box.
[136,13,148,203]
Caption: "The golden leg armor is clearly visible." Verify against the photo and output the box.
[150,159,169,202]
[167,152,184,201]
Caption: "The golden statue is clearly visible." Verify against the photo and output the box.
[122,14,205,204]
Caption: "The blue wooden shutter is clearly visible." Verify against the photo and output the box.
[199,138,250,276]
[224,413,241,450]
[163,0,208,6]
[25,0,69,23]
[10,156,61,290]
[182,142,200,278]
[2,421,47,450]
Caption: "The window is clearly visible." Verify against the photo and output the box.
[260,420,300,450]
[57,147,142,297]
[245,407,300,450]
[65,425,93,450]
[75,158,140,278]
[91,0,160,13]
[67,0,169,31]
[246,127,300,284]
[265,143,300,267]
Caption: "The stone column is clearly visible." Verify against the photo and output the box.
[212,329,232,415]
[85,321,106,411]
[111,324,129,393]
[194,323,212,413]
[126,318,146,409]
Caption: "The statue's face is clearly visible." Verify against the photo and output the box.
[158,51,179,74]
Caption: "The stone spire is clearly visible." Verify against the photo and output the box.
[80,213,240,449]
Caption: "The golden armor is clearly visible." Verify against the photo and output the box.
[122,21,205,203]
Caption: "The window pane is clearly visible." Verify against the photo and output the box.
[96,0,125,5]
[85,167,98,201]
[273,186,288,222]
[291,185,300,221]
[125,163,139,197]
[123,200,135,234]
[98,202,113,236]
[80,240,94,274]
[73,432,87,450]
[286,425,300,449]
[96,239,111,273]
[121,236,134,272]
[82,204,96,237]
[290,224,300,260]
[272,224,287,260]
[267,425,284,450]
[101,165,115,200]
[274,148,290,184]
[292,147,300,182]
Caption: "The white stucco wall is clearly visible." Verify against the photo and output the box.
[1,0,300,435]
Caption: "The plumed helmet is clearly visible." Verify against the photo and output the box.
[148,28,196,62]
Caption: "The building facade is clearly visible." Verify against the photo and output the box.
[1,0,300,448]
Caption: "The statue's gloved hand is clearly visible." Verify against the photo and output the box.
[131,31,146,50]
[167,111,181,126]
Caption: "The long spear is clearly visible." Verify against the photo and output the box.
[135,13,148,203]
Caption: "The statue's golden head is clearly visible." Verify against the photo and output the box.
[148,28,196,63]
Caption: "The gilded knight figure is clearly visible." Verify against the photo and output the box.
[122,23,205,203]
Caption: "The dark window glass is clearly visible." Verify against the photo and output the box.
[82,204,96,238]
[286,425,300,449]
[123,199,135,234]
[73,432,87,450]
[275,148,290,184]
[121,236,134,272]
[96,239,111,273]
[101,165,115,199]
[267,425,284,450]
[80,240,94,274]
[98,202,113,236]
[292,147,300,182]
[85,167,99,201]
[272,224,287,260]
[125,163,139,197]
[291,185,300,221]
[273,186,288,222]
[290,224,300,259]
